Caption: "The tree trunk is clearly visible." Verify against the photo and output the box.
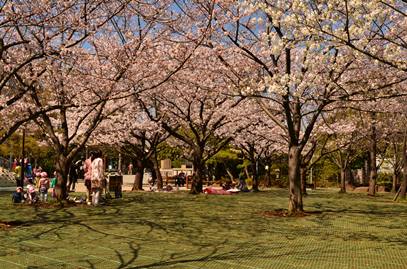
[54,155,70,200]
[244,166,250,179]
[368,115,377,196]
[399,169,406,199]
[251,161,259,192]
[364,156,370,185]
[132,159,144,191]
[392,173,398,193]
[339,168,346,193]
[400,134,407,198]
[226,168,234,181]
[300,165,307,195]
[288,145,303,214]
[152,154,163,190]
[190,153,205,194]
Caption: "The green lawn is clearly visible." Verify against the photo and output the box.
[0,189,407,269]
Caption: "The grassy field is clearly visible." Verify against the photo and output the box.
[0,188,407,269]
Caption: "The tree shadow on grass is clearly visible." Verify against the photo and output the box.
[3,193,407,268]
[119,240,351,269]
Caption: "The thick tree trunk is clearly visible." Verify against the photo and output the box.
[368,116,377,196]
[190,153,205,194]
[132,159,144,191]
[300,165,307,195]
[288,145,303,214]
[55,155,70,200]
[152,154,163,190]
[339,168,346,193]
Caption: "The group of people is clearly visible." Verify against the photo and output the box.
[12,170,56,204]
[12,158,33,184]
[83,150,106,206]
[11,150,109,206]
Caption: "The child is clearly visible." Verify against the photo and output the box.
[34,172,41,189]
[39,172,50,202]
[50,171,57,199]
[26,184,38,204]
[12,187,24,203]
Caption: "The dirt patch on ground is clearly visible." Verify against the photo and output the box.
[260,209,322,218]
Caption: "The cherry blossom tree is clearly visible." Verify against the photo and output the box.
[30,47,131,199]
[290,0,407,72]
[381,95,407,198]
[188,0,407,213]
[228,99,286,191]
[0,0,132,144]
[92,100,169,191]
[207,2,357,213]
[139,46,245,194]
[318,114,365,192]
[12,0,221,199]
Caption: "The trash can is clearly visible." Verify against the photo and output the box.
[108,175,123,198]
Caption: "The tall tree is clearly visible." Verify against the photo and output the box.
[23,0,197,199]
[0,0,131,143]
[141,47,243,194]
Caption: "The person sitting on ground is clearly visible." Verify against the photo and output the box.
[26,184,38,204]
[164,184,173,192]
[222,180,232,190]
[39,172,50,202]
[148,177,156,192]
[12,187,24,203]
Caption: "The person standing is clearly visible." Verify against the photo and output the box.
[68,160,80,192]
[91,151,105,206]
[50,171,57,199]
[38,172,50,202]
[14,162,21,180]
[83,152,93,205]
[128,163,133,175]
[12,159,17,172]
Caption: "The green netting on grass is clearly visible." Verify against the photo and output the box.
[1,189,407,268]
